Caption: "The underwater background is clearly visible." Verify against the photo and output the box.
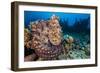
[24,11,90,61]
[24,11,90,33]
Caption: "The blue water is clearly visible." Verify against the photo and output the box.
[24,11,90,33]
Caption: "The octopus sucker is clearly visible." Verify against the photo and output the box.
[35,45,63,58]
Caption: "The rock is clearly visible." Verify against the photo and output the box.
[64,35,74,44]
[58,54,68,60]
[84,44,90,56]
[75,45,80,49]
[67,49,89,59]
[81,47,85,50]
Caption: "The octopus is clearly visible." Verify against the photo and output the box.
[25,14,63,60]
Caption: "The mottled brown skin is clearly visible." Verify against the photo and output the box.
[30,15,63,60]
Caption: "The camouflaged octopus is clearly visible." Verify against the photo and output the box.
[25,15,63,60]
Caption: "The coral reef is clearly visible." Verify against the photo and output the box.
[24,28,31,49]
[58,34,90,60]
[24,14,90,61]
